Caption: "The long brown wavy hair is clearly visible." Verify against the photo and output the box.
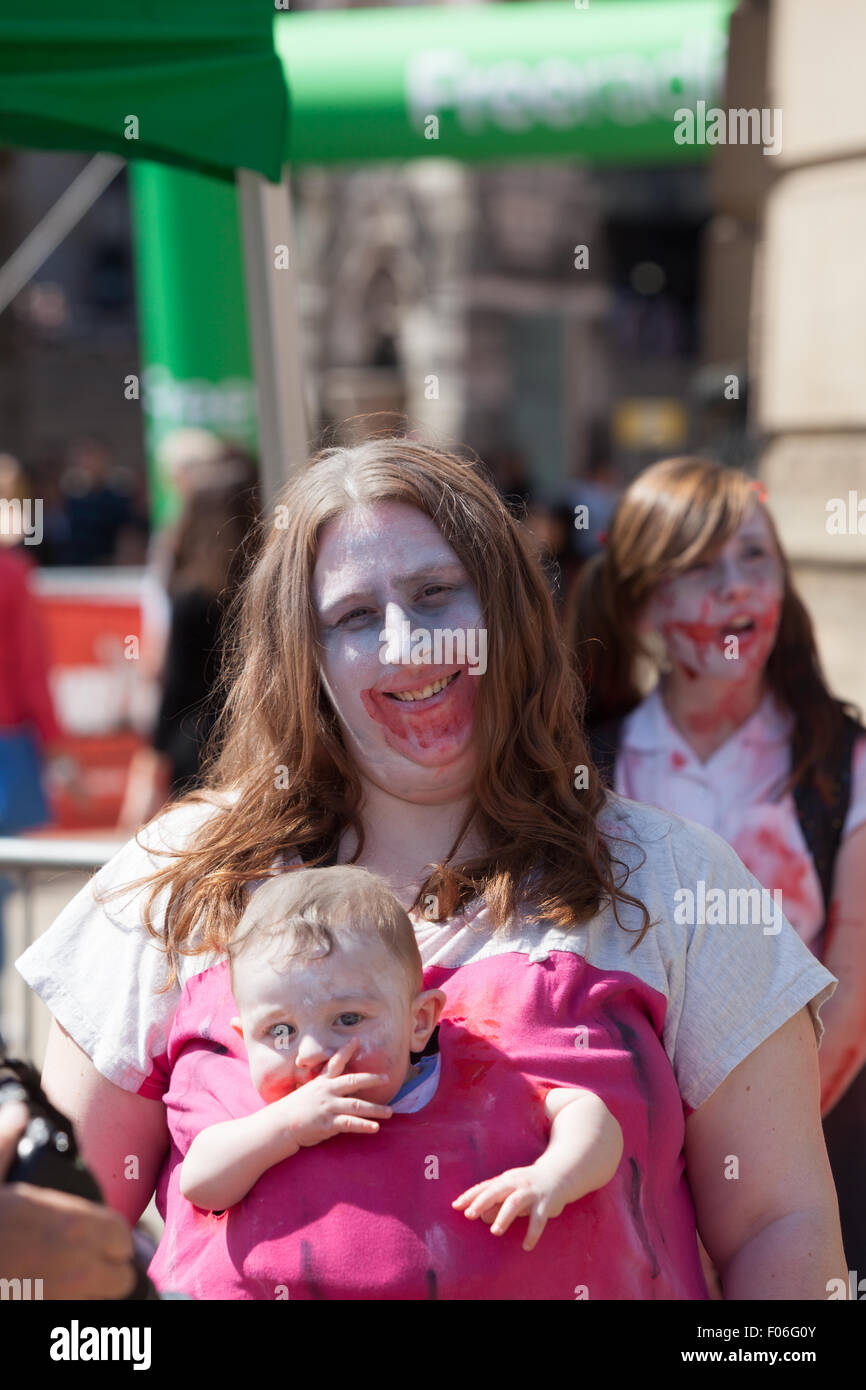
[570,455,860,799]
[98,436,653,988]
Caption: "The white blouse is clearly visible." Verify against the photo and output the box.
[614,688,866,951]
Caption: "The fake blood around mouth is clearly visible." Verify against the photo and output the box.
[360,667,478,755]
[665,602,780,667]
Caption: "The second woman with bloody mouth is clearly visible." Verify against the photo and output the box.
[570,454,866,1271]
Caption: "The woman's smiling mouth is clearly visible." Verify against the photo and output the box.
[384,671,461,704]
[360,666,478,760]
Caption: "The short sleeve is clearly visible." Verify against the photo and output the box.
[15,797,226,1095]
[841,735,866,840]
[659,817,837,1111]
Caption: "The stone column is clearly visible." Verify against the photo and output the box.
[754,0,866,709]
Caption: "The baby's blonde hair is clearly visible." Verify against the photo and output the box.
[228,864,423,997]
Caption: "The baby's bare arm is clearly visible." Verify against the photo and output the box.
[452,1087,624,1250]
[180,1105,299,1211]
[538,1088,624,1202]
[180,1052,392,1211]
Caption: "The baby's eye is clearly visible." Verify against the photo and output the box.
[269,1023,294,1041]
[336,1012,363,1027]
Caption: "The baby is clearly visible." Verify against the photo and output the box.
[181,865,623,1252]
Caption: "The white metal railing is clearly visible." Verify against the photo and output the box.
[0,837,121,1058]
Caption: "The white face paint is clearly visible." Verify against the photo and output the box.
[232,934,419,1106]
[643,506,784,681]
[313,502,484,799]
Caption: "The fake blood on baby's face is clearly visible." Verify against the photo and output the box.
[644,507,784,682]
[231,935,436,1106]
[313,502,483,797]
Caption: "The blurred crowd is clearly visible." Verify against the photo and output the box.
[6,436,148,569]
[487,442,621,623]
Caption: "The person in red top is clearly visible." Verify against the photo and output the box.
[0,545,63,747]
[0,459,65,992]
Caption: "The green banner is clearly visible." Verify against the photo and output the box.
[276,0,736,166]
[0,1,734,176]
[128,162,258,527]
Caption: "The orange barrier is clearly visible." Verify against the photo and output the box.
[33,570,156,832]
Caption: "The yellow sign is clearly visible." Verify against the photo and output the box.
[613,398,687,451]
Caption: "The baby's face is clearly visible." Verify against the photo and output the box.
[231,935,423,1107]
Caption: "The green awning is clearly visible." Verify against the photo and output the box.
[0,0,288,182]
[277,0,736,166]
[0,2,735,176]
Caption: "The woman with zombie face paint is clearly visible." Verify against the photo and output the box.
[18,439,844,1300]
[571,455,866,1272]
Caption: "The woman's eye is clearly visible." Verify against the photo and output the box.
[336,1013,363,1027]
[420,584,450,599]
[336,607,374,627]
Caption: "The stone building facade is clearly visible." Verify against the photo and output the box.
[703,0,866,709]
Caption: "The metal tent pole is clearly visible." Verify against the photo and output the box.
[237,166,310,508]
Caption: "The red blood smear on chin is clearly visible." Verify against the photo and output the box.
[667,619,721,647]
[365,671,477,750]
[663,619,723,678]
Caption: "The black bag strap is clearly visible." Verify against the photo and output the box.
[793,714,860,934]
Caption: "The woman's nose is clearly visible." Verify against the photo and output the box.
[717,558,750,599]
[381,600,412,664]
